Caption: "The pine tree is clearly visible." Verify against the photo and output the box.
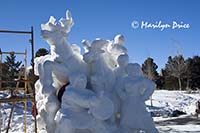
[156,69,165,90]
[1,63,9,87]
[142,57,158,81]
[35,48,49,57]
[188,56,200,90]
[165,55,186,90]
[185,57,193,90]
[4,53,22,87]
[142,57,158,106]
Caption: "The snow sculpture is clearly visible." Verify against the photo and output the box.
[35,10,158,133]
[116,63,158,133]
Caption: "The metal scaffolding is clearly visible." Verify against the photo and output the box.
[0,28,37,133]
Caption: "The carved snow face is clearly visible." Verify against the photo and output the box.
[41,30,67,45]
[83,39,109,64]
[41,10,74,45]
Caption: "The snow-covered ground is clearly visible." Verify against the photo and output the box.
[0,90,200,132]
[146,90,200,133]
[0,92,35,133]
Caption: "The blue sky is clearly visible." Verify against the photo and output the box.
[0,0,199,71]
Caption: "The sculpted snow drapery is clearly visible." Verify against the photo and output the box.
[35,10,158,133]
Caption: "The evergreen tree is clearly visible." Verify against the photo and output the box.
[4,53,22,87]
[142,57,158,106]
[35,48,49,57]
[165,55,186,90]
[156,69,165,90]
[142,57,158,81]
[184,57,193,90]
[1,63,9,87]
[161,68,179,90]
[188,56,200,90]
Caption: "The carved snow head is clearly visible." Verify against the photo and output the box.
[41,10,74,45]
[114,34,125,45]
[126,63,143,77]
[117,54,129,67]
[83,39,110,63]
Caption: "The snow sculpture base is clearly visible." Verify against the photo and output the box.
[35,10,158,133]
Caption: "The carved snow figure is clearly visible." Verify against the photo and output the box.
[117,63,158,133]
[82,39,120,129]
[83,39,115,95]
[114,54,129,79]
[36,10,88,95]
[113,54,129,125]
[82,34,127,95]
[34,10,88,133]
[54,74,114,133]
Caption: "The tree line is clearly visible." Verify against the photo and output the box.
[1,48,200,91]
[142,55,200,90]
